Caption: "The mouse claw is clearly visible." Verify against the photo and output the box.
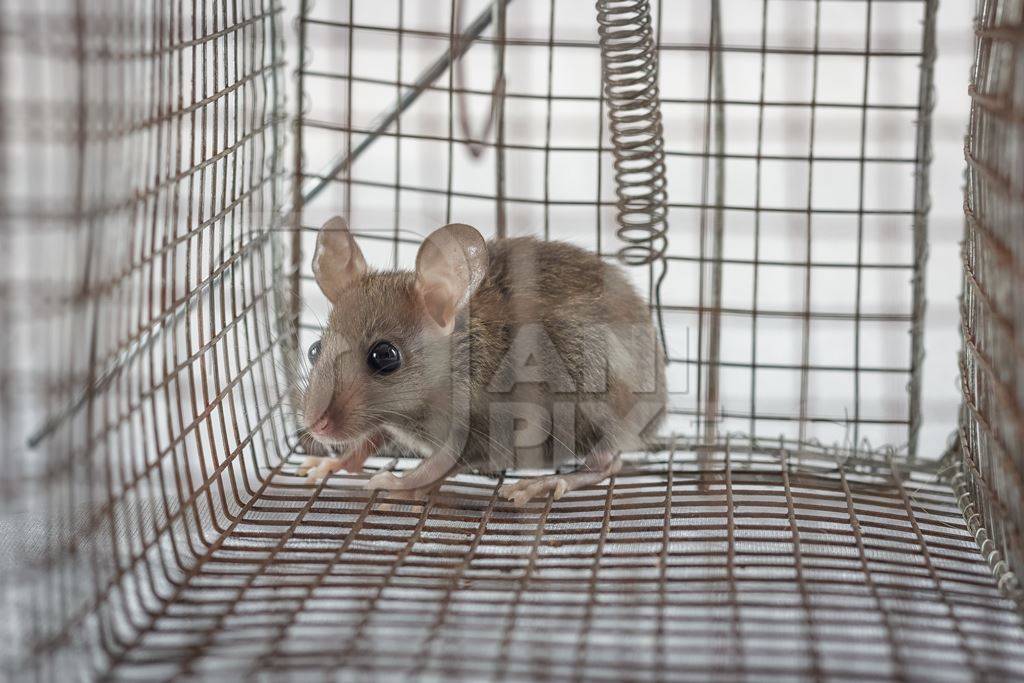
[499,482,534,508]
[300,456,349,483]
[296,455,322,477]
[500,476,572,507]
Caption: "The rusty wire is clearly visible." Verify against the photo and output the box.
[96,441,1024,680]
[3,0,1024,681]
[955,0,1024,607]
[2,0,288,678]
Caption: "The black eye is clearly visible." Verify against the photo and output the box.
[367,340,401,374]
[307,340,321,365]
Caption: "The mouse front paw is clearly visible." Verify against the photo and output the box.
[297,433,383,482]
[297,455,350,482]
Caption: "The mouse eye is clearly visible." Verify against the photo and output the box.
[307,340,321,365]
[367,340,401,375]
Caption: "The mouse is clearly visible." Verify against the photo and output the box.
[297,216,667,506]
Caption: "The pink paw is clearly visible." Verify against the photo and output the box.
[297,456,353,482]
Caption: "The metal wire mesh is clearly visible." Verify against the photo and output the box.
[2,0,1024,681]
[955,0,1024,602]
[1,1,288,677]
[292,0,935,455]
[104,442,1024,682]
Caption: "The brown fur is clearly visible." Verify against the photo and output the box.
[302,235,667,472]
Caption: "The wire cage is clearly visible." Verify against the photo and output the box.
[2,0,1024,681]
[294,0,933,455]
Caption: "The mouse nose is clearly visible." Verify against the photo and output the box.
[307,389,358,437]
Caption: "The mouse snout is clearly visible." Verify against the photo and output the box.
[310,414,331,434]
[306,386,361,440]
[309,409,343,436]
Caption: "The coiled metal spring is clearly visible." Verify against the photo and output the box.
[595,0,669,266]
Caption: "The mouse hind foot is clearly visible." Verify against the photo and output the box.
[499,451,622,508]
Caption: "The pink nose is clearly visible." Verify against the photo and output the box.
[312,416,331,434]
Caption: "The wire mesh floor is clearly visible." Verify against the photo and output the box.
[101,443,1024,682]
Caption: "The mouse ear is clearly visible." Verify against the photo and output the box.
[415,223,488,332]
[313,216,367,302]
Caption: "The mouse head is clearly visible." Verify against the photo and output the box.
[301,216,487,446]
